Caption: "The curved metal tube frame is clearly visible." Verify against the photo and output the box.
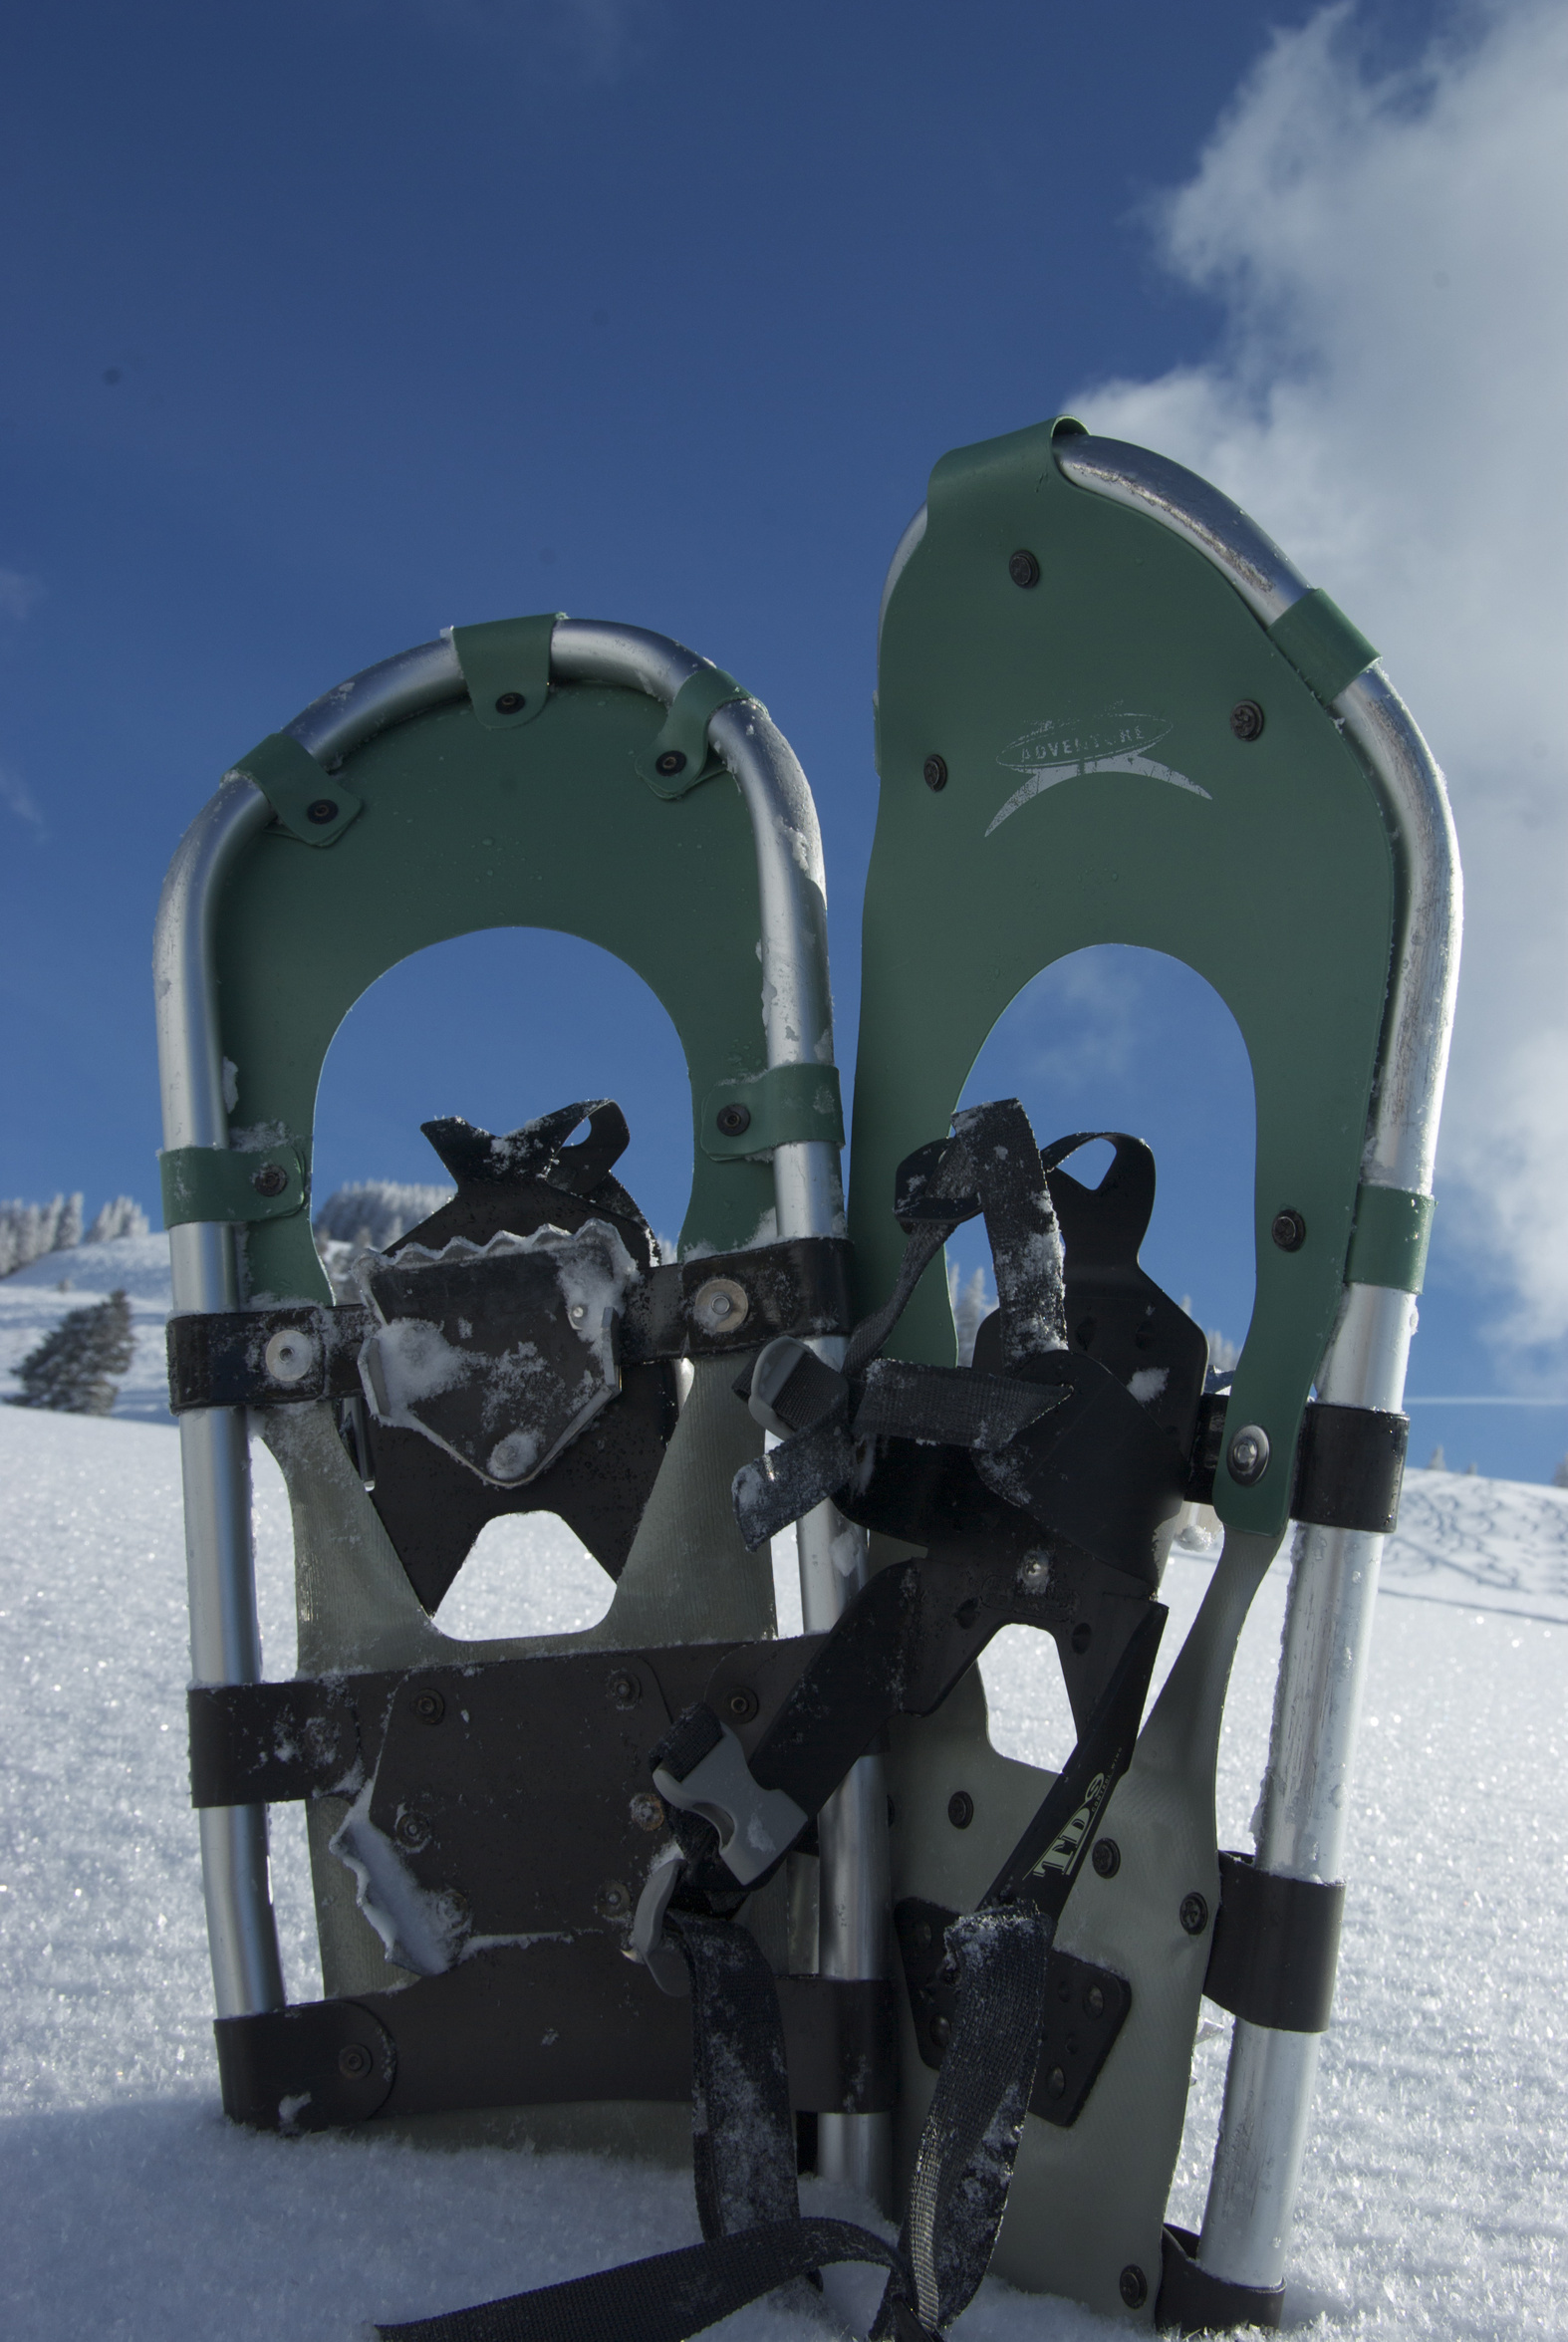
[154,622,889,2189]
[877,437,1461,2296]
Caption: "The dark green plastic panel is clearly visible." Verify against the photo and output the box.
[852,419,1397,1535]
[210,679,799,1305]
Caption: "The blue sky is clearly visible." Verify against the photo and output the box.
[3,0,1564,1475]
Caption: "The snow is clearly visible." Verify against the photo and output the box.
[0,1233,174,1423]
[0,1404,1564,2337]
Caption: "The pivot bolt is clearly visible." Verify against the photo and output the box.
[1227,1424,1271,1485]
[629,1792,665,1833]
[654,748,687,777]
[692,1276,749,1334]
[1180,1892,1210,1936]
[923,754,948,792]
[947,1791,974,1830]
[251,1164,289,1197]
[337,2042,373,2080]
[1120,2265,1149,2309]
[1008,549,1041,589]
[1230,700,1266,741]
[1271,1207,1307,1251]
[411,1690,445,1726]
[715,1102,751,1138]
[305,798,340,825]
[606,1669,642,1709]
[1092,1838,1121,1879]
[263,1328,315,1384]
[494,690,525,713]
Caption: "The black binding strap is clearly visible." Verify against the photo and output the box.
[1202,1851,1345,2034]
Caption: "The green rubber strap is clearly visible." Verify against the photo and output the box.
[1346,1182,1434,1293]
[701,1064,844,1160]
[231,734,363,848]
[1266,589,1378,707]
[159,1144,308,1229]
[637,666,755,798]
[452,614,562,732]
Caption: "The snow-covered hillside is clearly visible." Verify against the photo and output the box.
[0,1233,174,1422]
[0,1405,1564,2338]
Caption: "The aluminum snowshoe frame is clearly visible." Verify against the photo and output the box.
[152,417,1459,2336]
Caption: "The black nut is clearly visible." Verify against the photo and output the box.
[1120,2265,1149,2309]
[411,1690,445,1726]
[715,1102,751,1137]
[654,748,687,777]
[1092,1838,1121,1879]
[726,1686,759,1722]
[1008,549,1041,589]
[1230,699,1266,742]
[923,754,948,792]
[1271,1207,1307,1252]
[947,1791,974,1830]
[606,1669,642,1709]
[337,2042,373,2081]
[250,1164,289,1197]
[305,797,340,825]
[494,690,526,713]
[1180,1892,1210,1936]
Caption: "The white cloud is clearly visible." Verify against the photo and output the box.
[1068,0,1568,1368]
[0,569,43,624]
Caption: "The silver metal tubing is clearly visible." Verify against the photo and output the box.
[1047,437,1460,2295]
[157,620,890,2117]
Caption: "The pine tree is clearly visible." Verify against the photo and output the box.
[8,1290,134,1416]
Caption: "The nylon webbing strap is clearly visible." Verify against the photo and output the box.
[374,2219,918,2342]
[876,1907,1050,2339]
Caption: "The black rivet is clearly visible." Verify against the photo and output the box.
[1085,1984,1106,2019]
[595,1881,631,1921]
[630,1792,665,1833]
[250,1164,289,1197]
[1070,1620,1093,1656]
[930,2014,952,2049]
[726,1686,759,1722]
[1120,2265,1149,2309]
[411,1690,445,1726]
[606,1669,641,1709]
[1271,1207,1307,1252]
[947,1791,974,1830]
[923,754,948,791]
[305,798,339,825]
[1092,1838,1121,1879]
[1230,699,1266,741]
[654,748,687,777]
[1180,1892,1209,1936]
[1046,2065,1067,2098]
[715,1102,751,1137]
[1008,549,1041,589]
[393,1810,429,1851]
[338,2042,373,2080]
[494,690,525,713]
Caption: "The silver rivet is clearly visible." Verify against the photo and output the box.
[568,1303,588,1325]
[1227,1424,1271,1484]
[692,1276,749,1336]
[263,1329,317,1384]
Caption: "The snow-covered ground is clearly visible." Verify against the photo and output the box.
[1,1372,1565,2332]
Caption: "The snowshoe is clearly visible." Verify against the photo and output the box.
[153,418,1458,2334]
